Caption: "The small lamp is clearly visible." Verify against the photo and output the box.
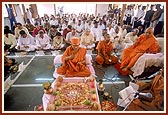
[98,79,105,95]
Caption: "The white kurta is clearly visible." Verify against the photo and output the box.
[16,34,35,51]
[52,36,64,49]
[80,33,95,49]
[4,34,17,49]
[119,29,127,39]
[107,27,115,38]
[35,34,51,50]
[111,31,122,43]
[66,32,79,42]
[14,27,29,38]
[91,27,102,42]
[76,24,84,36]
[124,32,138,43]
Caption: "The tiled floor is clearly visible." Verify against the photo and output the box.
[3,51,160,111]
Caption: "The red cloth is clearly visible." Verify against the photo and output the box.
[114,62,128,76]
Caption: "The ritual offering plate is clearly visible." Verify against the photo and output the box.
[101,100,117,111]
[46,78,100,111]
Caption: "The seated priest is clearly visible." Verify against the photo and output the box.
[120,27,160,73]
[56,37,91,77]
[95,33,118,68]
[16,30,35,52]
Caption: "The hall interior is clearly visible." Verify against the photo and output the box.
[3,2,165,112]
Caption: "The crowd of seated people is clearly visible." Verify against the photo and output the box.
[4,4,164,69]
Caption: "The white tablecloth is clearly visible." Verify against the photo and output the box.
[131,53,164,77]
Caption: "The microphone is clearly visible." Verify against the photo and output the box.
[138,92,153,102]
[139,92,153,98]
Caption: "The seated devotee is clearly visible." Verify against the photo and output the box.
[4,56,18,78]
[119,24,127,39]
[111,25,122,44]
[113,39,125,56]
[80,28,95,50]
[120,27,160,73]
[4,25,14,34]
[52,32,64,50]
[48,25,58,40]
[43,19,51,33]
[91,21,102,51]
[25,19,35,35]
[32,24,46,37]
[4,28,17,53]
[76,19,84,36]
[57,37,91,77]
[100,29,108,41]
[35,30,51,50]
[16,30,35,52]
[62,25,72,39]
[63,27,79,49]
[95,34,118,68]
[14,22,29,39]
[124,29,139,45]
[137,25,144,36]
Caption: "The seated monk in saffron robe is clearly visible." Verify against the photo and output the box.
[120,27,160,73]
[57,37,91,77]
[96,34,118,68]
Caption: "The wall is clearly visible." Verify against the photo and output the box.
[37,4,55,17]
[96,4,108,16]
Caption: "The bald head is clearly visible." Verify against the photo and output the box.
[145,27,154,38]
[145,27,154,33]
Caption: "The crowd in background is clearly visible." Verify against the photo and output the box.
[4,4,164,54]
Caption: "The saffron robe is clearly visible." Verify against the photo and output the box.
[96,41,118,65]
[121,34,160,69]
[57,46,91,77]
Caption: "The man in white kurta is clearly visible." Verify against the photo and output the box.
[16,30,35,51]
[119,24,127,39]
[111,25,122,43]
[14,23,29,39]
[35,30,51,50]
[80,29,95,50]
[106,23,115,38]
[85,20,93,30]
[91,22,102,42]
[65,28,79,44]
[76,20,84,36]
[124,29,139,48]
[124,29,139,44]
[4,28,17,52]
[111,26,125,53]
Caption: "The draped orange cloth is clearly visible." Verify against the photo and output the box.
[121,34,160,69]
[96,41,118,65]
[127,73,164,111]
[57,46,91,77]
